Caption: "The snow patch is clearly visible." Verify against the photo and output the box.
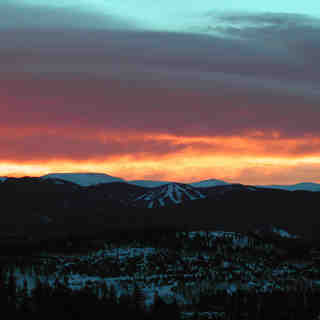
[132,183,206,207]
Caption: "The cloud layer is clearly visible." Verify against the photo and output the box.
[1,2,320,183]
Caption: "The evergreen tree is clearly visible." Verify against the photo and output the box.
[132,282,145,311]
[7,272,16,305]
[109,283,118,305]
[151,291,167,320]
[31,276,44,313]
[167,298,181,320]
[150,291,180,320]
[18,279,30,314]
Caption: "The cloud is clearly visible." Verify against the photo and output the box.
[1,73,319,139]
[211,12,320,63]
[0,1,135,30]
[1,123,320,163]
[1,6,320,182]
[214,12,318,26]
[231,163,320,185]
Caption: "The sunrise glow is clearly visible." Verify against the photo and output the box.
[1,1,320,185]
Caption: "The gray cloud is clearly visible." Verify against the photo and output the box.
[0,7,319,140]
[211,12,320,62]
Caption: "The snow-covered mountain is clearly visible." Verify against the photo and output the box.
[127,179,229,188]
[41,173,125,187]
[131,183,206,208]
[4,170,320,192]
[127,180,173,188]
[258,182,320,192]
[190,179,229,188]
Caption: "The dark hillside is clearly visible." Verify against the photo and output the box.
[165,187,320,242]
[0,178,319,246]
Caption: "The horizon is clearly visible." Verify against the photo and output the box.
[0,171,319,186]
[1,1,320,185]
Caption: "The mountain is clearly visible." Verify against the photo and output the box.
[130,183,206,208]
[0,177,127,236]
[189,179,229,188]
[127,179,229,188]
[85,182,148,205]
[0,176,320,243]
[258,182,320,192]
[193,183,259,198]
[165,184,320,241]
[127,180,173,188]
[0,177,7,182]
[18,171,320,192]
[41,173,125,187]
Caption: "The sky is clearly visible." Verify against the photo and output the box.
[1,0,320,184]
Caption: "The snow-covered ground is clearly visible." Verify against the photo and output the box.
[4,230,319,317]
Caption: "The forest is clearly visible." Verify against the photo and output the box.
[1,227,320,319]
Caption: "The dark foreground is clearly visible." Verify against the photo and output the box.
[1,275,320,320]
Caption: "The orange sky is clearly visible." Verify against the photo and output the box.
[1,131,320,185]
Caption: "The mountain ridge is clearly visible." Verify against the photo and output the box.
[0,176,320,242]
[260,182,320,192]
[1,172,320,192]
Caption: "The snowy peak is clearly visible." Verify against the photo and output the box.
[41,173,125,187]
[128,179,229,188]
[190,179,229,188]
[131,183,206,208]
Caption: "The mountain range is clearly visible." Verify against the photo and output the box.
[0,173,319,244]
[1,172,319,191]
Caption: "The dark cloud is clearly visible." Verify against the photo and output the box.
[212,12,320,63]
[0,7,320,164]
[1,74,319,139]
[1,26,319,85]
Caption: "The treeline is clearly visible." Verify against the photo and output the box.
[2,269,320,320]
[0,226,190,255]
[0,270,180,320]
[0,225,316,261]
